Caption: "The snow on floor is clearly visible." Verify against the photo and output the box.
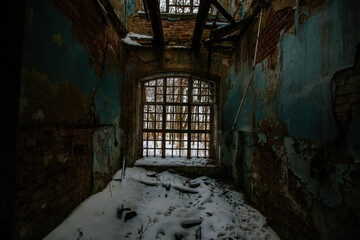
[134,157,217,167]
[44,167,280,240]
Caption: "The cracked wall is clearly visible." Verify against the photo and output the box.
[14,0,127,239]
[221,0,360,239]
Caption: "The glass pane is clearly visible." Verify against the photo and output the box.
[148,149,154,156]
[145,88,155,102]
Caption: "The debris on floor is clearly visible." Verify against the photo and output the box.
[44,167,280,240]
[180,217,203,228]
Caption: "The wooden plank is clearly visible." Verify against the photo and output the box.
[144,0,164,46]
[192,0,211,48]
[210,0,235,24]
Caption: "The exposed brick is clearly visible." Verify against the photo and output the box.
[334,103,351,113]
[256,8,295,63]
[128,15,210,46]
[336,85,352,96]
[14,126,94,240]
[334,96,348,105]
[347,74,360,85]
[336,112,350,122]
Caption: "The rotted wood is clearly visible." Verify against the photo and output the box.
[180,218,203,228]
[192,0,211,48]
[174,185,199,194]
[144,0,164,46]
[139,179,158,186]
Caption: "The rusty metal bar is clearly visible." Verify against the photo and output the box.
[162,78,166,158]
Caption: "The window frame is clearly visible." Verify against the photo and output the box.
[140,74,217,159]
[160,0,200,14]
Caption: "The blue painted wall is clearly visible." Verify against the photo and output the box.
[22,0,98,94]
[20,0,126,195]
[221,0,360,168]
[221,0,360,238]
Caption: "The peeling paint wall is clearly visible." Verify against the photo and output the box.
[221,0,360,239]
[15,0,127,239]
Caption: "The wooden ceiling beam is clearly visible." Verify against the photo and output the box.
[191,0,212,48]
[144,0,164,46]
[212,11,257,40]
[210,0,235,24]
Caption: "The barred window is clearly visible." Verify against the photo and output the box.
[160,0,200,14]
[142,76,216,158]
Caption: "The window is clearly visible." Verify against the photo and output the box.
[160,0,200,14]
[142,75,216,159]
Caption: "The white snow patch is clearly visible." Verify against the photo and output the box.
[44,167,280,240]
[122,35,141,46]
[134,157,216,167]
[165,45,189,49]
[128,32,153,39]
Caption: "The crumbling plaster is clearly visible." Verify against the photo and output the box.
[221,0,360,238]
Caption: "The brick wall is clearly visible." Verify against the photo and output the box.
[14,0,125,239]
[128,15,211,46]
[14,127,94,240]
[251,134,318,240]
[257,8,295,63]
[333,43,360,132]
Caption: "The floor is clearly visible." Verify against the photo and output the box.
[44,167,280,240]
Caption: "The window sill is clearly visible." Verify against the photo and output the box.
[134,156,217,168]
[136,11,216,21]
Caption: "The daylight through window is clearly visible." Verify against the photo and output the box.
[160,0,200,14]
[142,76,216,158]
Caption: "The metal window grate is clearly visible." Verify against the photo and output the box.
[142,76,216,158]
[160,0,200,14]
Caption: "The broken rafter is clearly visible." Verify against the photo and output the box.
[204,22,228,29]
[144,0,164,46]
[210,0,235,24]
[94,0,126,37]
[192,0,212,48]
[204,34,239,46]
[212,11,257,40]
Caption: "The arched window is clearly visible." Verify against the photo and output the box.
[141,75,217,159]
